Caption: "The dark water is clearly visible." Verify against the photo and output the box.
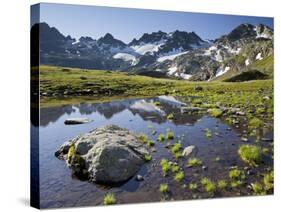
[37,96,273,208]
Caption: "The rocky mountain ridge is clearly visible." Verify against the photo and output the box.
[32,22,274,81]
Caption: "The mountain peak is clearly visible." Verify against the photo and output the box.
[97,33,126,48]
[103,33,114,40]
[79,36,95,42]
[129,31,168,46]
[223,23,255,42]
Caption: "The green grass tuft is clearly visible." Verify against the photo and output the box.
[249,117,263,130]
[160,159,170,176]
[174,171,185,182]
[208,108,223,118]
[251,182,266,195]
[144,154,152,162]
[159,183,169,193]
[217,180,227,190]
[238,144,263,166]
[167,113,174,120]
[204,128,212,139]
[189,183,198,191]
[201,177,216,195]
[263,171,274,191]
[187,157,202,167]
[103,193,116,205]
[166,129,174,140]
[157,133,165,142]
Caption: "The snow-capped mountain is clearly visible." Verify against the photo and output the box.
[139,23,274,81]
[33,22,273,81]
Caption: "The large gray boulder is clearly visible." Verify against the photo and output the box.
[55,125,149,184]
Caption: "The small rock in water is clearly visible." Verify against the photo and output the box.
[165,144,171,148]
[135,175,144,181]
[214,132,222,137]
[202,165,208,171]
[247,170,255,175]
[241,137,248,142]
[261,137,273,142]
[64,118,92,125]
[182,145,197,157]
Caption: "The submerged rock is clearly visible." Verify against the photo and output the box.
[55,125,149,184]
[64,118,92,125]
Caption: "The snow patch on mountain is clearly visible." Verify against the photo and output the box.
[168,66,178,75]
[256,52,263,60]
[113,53,136,64]
[245,59,250,66]
[131,40,166,55]
[216,66,230,77]
[179,73,192,80]
[157,50,188,62]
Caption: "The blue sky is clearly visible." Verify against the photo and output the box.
[35,3,273,43]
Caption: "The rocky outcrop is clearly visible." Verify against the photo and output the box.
[55,125,149,184]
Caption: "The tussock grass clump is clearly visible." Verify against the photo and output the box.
[144,154,152,162]
[157,133,165,142]
[263,171,274,191]
[208,108,223,118]
[189,183,198,191]
[171,142,182,160]
[251,182,266,195]
[160,159,170,176]
[147,140,155,147]
[171,164,180,173]
[166,129,174,140]
[217,180,227,190]
[249,117,263,130]
[201,177,216,195]
[204,128,212,138]
[167,113,174,120]
[171,143,181,154]
[159,183,169,193]
[238,144,262,166]
[174,171,185,182]
[103,193,116,205]
[228,168,245,188]
[187,157,202,167]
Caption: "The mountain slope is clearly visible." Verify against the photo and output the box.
[32,22,274,81]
